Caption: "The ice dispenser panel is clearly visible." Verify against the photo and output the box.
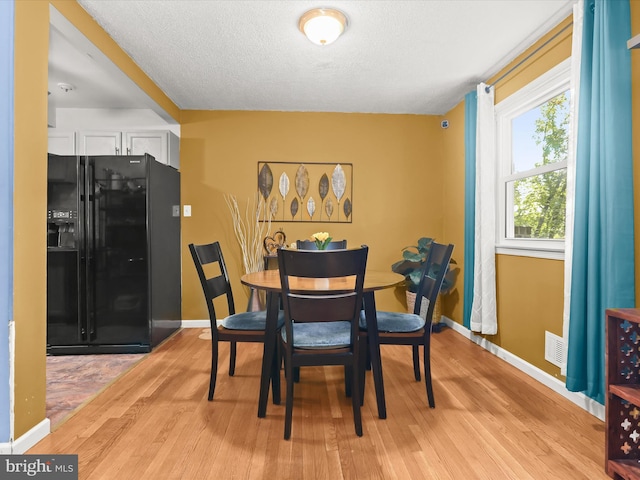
[47,210,77,248]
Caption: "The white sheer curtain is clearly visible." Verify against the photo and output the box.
[470,83,498,335]
[561,0,583,376]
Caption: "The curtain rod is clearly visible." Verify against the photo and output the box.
[484,21,573,93]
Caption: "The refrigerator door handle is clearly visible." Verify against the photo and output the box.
[78,157,88,340]
[86,159,96,341]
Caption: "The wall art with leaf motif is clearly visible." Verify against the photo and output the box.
[257,162,353,223]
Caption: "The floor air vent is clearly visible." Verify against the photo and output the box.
[545,331,566,368]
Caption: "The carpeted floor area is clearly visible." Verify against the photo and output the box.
[46,353,145,428]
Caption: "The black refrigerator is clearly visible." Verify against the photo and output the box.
[46,153,181,354]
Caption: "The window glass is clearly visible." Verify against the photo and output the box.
[507,168,567,239]
[511,91,570,174]
[507,90,570,240]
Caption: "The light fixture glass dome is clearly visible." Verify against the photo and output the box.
[299,8,348,46]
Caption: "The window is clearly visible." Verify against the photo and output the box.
[495,58,571,259]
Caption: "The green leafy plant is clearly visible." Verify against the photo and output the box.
[391,237,458,294]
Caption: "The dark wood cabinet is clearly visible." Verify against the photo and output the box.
[606,308,640,479]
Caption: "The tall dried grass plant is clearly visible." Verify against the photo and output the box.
[224,194,272,274]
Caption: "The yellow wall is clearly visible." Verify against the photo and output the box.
[13,0,49,438]
[493,16,573,104]
[180,111,447,319]
[495,256,564,367]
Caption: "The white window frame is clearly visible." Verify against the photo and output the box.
[495,58,571,260]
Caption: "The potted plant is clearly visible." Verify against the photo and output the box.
[391,237,458,331]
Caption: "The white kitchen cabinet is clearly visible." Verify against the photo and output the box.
[78,130,123,156]
[77,130,179,169]
[48,131,77,155]
[125,131,180,169]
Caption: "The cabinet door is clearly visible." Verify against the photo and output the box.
[79,131,122,155]
[48,131,76,155]
[167,131,180,170]
[125,131,166,164]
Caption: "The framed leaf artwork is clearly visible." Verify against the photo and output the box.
[258,162,353,223]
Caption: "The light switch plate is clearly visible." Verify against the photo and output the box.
[172,205,180,217]
[183,205,191,217]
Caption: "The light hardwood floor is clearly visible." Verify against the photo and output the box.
[29,327,609,480]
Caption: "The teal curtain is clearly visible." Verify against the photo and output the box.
[566,0,635,404]
[463,90,477,329]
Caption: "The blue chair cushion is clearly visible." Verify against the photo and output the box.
[359,310,425,333]
[281,321,352,349]
[222,310,285,331]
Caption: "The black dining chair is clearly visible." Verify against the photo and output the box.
[189,241,284,401]
[277,246,368,439]
[359,242,454,408]
[291,239,348,382]
[296,239,347,250]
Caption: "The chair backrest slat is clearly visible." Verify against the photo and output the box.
[296,239,347,251]
[206,275,230,299]
[279,249,358,279]
[287,293,359,323]
[414,242,454,325]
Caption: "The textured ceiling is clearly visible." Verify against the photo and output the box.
[61,0,574,115]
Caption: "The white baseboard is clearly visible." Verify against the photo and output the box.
[0,418,51,454]
[441,317,605,421]
[181,319,210,328]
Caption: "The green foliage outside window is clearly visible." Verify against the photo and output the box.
[513,92,569,239]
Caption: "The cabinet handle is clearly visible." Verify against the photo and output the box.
[115,147,120,155]
[127,148,131,155]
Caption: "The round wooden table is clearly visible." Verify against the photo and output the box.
[242,269,404,419]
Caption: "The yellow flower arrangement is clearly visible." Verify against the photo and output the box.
[311,231,332,250]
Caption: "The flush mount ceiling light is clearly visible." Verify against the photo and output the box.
[57,82,75,93]
[299,8,348,46]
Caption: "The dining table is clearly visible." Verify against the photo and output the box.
[241,268,404,420]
